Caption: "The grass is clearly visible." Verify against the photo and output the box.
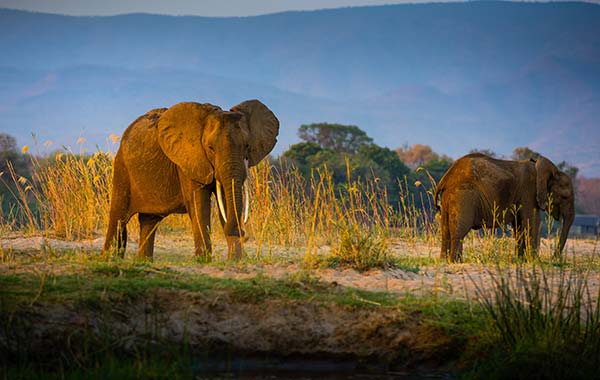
[467,263,600,380]
[0,260,399,309]
[328,223,390,271]
[1,146,600,378]
[3,355,196,380]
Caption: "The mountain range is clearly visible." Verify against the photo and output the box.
[1,1,599,175]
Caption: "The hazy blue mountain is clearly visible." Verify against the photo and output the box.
[1,2,599,175]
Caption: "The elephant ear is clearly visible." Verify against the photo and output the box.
[535,156,559,210]
[230,99,279,166]
[157,102,220,184]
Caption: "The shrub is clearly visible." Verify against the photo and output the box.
[469,264,600,379]
[330,224,390,271]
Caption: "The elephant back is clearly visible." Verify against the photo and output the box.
[120,108,167,144]
[119,107,187,204]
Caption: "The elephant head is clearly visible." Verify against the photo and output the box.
[157,100,279,258]
[535,156,575,256]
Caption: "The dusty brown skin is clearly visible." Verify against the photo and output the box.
[103,100,279,261]
[434,153,575,262]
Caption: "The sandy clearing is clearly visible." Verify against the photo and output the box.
[1,233,598,304]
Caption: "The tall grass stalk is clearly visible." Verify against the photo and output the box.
[0,161,39,232]
[2,149,445,261]
[471,263,600,378]
[34,151,113,239]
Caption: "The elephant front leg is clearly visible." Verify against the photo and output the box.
[103,185,130,258]
[187,188,213,262]
[138,213,164,261]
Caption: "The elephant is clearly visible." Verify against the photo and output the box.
[433,153,574,262]
[102,99,279,261]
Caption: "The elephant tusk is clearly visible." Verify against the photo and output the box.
[216,180,227,223]
[244,158,250,177]
[243,179,250,224]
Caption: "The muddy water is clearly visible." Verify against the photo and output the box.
[192,355,446,380]
[194,374,435,380]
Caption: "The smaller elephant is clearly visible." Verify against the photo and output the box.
[434,153,574,262]
[103,99,279,261]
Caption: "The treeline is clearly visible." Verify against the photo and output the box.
[0,133,111,227]
[0,134,33,220]
[279,123,584,213]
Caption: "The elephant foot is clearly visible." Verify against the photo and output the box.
[226,236,244,260]
[193,245,212,263]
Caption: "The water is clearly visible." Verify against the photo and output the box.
[192,354,449,380]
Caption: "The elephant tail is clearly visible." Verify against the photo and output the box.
[433,169,452,213]
[433,184,443,212]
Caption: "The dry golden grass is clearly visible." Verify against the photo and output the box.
[2,147,434,262]
[1,146,591,269]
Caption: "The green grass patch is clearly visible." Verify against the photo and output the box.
[465,263,600,380]
[0,262,402,309]
[3,353,196,380]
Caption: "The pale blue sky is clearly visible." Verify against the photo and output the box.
[2,0,597,17]
[0,0,502,16]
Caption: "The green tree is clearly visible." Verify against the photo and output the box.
[298,123,373,153]
[420,157,453,184]
[282,124,409,204]
[358,144,410,180]
[0,133,33,222]
[282,141,323,177]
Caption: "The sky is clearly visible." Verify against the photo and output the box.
[2,0,598,17]
[0,0,460,16]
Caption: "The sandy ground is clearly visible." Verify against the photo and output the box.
[1,231,598,303]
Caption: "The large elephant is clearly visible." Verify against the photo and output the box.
[103,100,279,261]
[433,153,574,262]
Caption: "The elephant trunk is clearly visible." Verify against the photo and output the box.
[557,207,574,258]
[221,172,245,260]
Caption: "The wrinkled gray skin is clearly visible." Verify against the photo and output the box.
[103,100,279,261]
[434,153,575,262]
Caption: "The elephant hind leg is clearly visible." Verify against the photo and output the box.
[449,236,464,262]
[103,193,131,258]
[440,208,451,260]
[103,156,131,258]
[138,213,164,261]
[103,217,128,258]
[447,199,474,263]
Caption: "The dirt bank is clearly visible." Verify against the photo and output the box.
[2,287,465,373]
